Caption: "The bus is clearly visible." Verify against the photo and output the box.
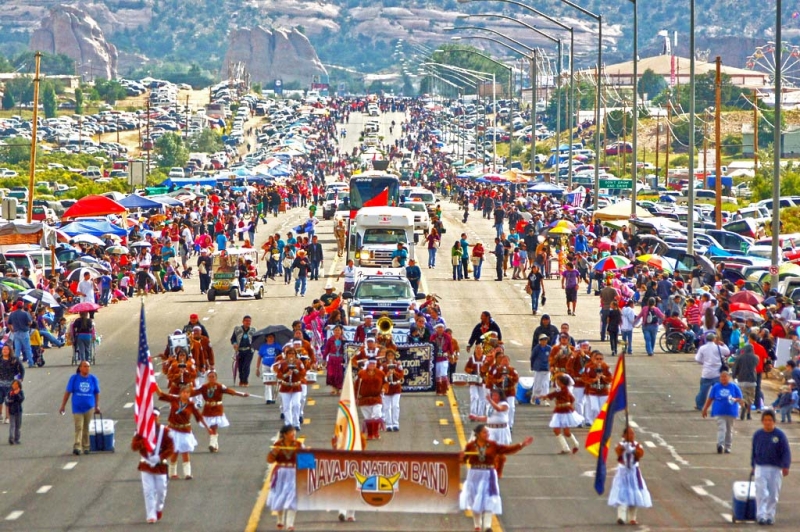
[348,171,401,211]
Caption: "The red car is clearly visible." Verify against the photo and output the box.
[605,142,633,155]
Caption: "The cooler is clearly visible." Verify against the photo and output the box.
[516,377,534,404]
[89,415,115,452]
[731,479,756,522]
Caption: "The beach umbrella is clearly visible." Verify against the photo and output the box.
[548,225,573,235]
[0,279,28,291]
[636,254,675,272]
[106,245,129,255]
[130,241,152,248]
[729,302,762,315]
[66,267,101,282]
[72,234,106,246]
[731,310,764,323]
[594,255,631,272]
[21,289,60,308]
[596,237,614,252]
[549,219,577,231]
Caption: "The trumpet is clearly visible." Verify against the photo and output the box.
[377,316,393,337]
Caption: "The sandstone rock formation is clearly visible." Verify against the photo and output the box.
[30,5,118,79]
[223,27,327,86]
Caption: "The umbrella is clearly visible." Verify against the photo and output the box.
[72,234,106,246]
[729,290,763,307]
[66,267,101,282]
[252,325,294,349]
[21,289,60,308]
[0,279,28,291]
[596,237,614,252]
[130,241,152,248]
[106,245,129,255]
[763,296,778,306]
[0,283,19,295]
[729,302,762,315]
[594,255,631,272]
[548,225,573,235]
[68,260,109,273]
[731,310,764,323]
[636,254,675,272]
[69,302,101,314]
[549,219,576,231]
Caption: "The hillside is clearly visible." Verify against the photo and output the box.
[0,0,796,82]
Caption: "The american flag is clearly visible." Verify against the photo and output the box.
[568,186,585,207]
[134,301,158,453]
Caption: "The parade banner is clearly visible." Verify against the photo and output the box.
[296,449,460,514]
[345,342,433,392]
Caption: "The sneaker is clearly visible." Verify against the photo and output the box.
[73,449,81,456]
[3,418,8,424]
[299,416,304,424]
[766,518,774,525]
[758,519,766,525]
[717,444,723,454]
[83,450,90,455]
[724,448,731,454]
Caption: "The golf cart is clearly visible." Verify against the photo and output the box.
[208,248,264,301]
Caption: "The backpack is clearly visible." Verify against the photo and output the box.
[645,308,657,325]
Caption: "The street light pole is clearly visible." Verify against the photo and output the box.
[630,0,638,218]
[531,51,537,173]
[687,0,696,254]
[771,0,782,287]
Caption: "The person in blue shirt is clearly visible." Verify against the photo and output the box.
[701,369,743,454]
[751,410,792,525]
[99,273,112,306]
[574,229,588,253]
[459,233,470,280]
[8,301,33,367]
[391,243,408,268]
[58,361,101,455]
[216,232,227,252]
[405,259,421,295]
[256,334,282,405]
[276,234,286,274]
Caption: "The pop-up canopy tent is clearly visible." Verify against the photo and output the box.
[62,195,126,220]
[59,219,129,238]
[119,194,164,210]
[0,220,60,247]
[592,200,654,221]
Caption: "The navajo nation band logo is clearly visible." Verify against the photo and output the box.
[353,471,401,507]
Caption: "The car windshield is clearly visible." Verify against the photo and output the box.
[410,192,434,203]
[355,281,411,300]
[402,203,426,212]
[362,228,407,245]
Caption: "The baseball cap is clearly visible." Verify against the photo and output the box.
[538,334,549,341]
[190,313,199,319]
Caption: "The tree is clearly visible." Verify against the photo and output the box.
[543,79,597,132]
[4,77,34,105]
[637,69,667,101]
[154,133,188,169]
[0,144,31,166]
[251,82,262,95]
[0,54,12,73]
[42,82,57,119]
[93,78,127,104]
[188,128,223,153]
[74,88,84,115]
[1,90,14,111]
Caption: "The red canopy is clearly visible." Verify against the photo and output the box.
[62,195,126,220]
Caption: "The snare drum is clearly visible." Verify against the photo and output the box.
[451,373,481,386]
[262,372,277,385]
[305,372,318,383]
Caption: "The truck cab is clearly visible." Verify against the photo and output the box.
[350,207,416,276]
[342,274,424,328]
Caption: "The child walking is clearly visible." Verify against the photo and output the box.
[538,374,584,454]
[608,426,652,525]
[6,379,24,444]
[777,385,794,423]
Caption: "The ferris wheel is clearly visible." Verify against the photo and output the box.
[745,41,800,87]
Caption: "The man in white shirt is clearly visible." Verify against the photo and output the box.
[337,259,356,293]
[694,331,730,410]
[77,271,96,304]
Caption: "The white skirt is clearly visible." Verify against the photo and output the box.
[204,414,230,428]
[171,431,198,454]
[267,467,297,511]
[608,465,653,508]
[460,468,503,515]
[549,411,584,429]
[488,427,512,445]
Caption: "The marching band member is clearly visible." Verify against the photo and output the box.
[157,384,211,480]
[189,326,215,374]
[431,323,454,395]
[275,349,306,431]
[352,336,381,369]
[131,407,174,524]
[290,328,316,367]
[538,374,584,454]
[460,424,533,532]
[356,359,386,439]
[549,335,574,386]
[487,352,519,430]
[255,333,281,405]
[464,344,488,416]
[447,327,460,383]
[190,370,249,453]
[567,341,593,426]
[167,348,197,395]
[582,351,612,426]
[470,389,512,446]
[267,425,304,531]
[381,349,405,432]
[295,340,314,425]
[608,426,652,525]
[353,315,374,344]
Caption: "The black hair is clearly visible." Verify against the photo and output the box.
[473,423,486,437]
[761,410,776,422]
[279,424,296,437]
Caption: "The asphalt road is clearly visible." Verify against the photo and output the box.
[1,111,797,531]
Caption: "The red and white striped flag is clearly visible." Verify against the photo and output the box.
[569,186,585,207]
[134,300,158,453]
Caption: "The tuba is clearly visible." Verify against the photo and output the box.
[377,316,393,337]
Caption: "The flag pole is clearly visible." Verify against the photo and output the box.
[622,353,629,430]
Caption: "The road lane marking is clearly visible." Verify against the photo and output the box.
[644,441,656,448]
[244,465,275,532]
[439,418,449,425]
[666,462,680,471]
[123,402,133,409]
[691,486,708,496]
[303,418,311,425]
[306,399,316,406]
[627,420,639,428]
[36,485,52,494]
[63,462,77,470]
[5,511,23,521]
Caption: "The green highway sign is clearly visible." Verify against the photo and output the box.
[599,179,633,189]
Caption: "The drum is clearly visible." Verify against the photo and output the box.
[451,373,480,386]
[262,372,277,385]
[305,371,318,383]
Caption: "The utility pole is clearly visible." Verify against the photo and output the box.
[621,101,627,178]
[753,90,759,172]
[714,57,723,230]
[655,113,661,183]
[664,100,671,188]
[146,100,151,177]
[27,52,41,224]
[702,110,708,184]
[185,95,190,141]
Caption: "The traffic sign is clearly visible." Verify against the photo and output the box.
[599,179,633,189]
[769,265,779,276]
